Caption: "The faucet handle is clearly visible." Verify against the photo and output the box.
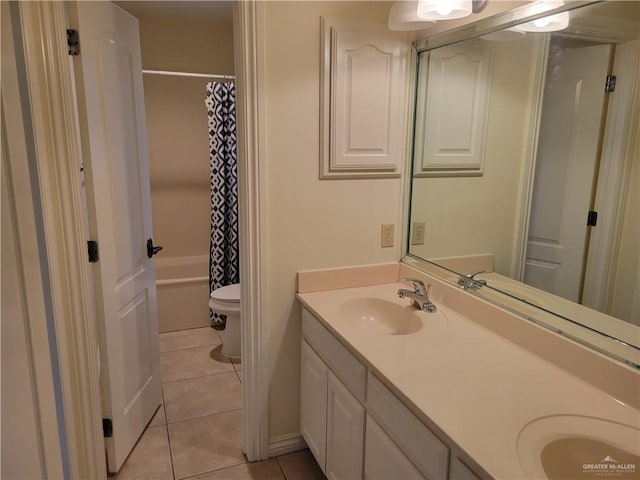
[464,270,485,279]
[457,270,487,289]
[400,277,427,294]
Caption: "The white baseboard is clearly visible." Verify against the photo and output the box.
[268,433,307,457]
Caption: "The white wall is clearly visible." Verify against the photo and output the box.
[260,1,405,440]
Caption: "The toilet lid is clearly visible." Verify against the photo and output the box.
[211,283,240,303]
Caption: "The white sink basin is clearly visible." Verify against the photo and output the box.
[340,297,424,335]
[517,415,640,479]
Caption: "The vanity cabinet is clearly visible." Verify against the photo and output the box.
[300,340,365,479]
[301,305,366,479]
[301,307,476,480]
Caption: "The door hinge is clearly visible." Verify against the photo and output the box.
[587,210,598,227]
[605,75,616,93]
[87,240,99,263]
[102,418,113,438]
[67,29,80,56]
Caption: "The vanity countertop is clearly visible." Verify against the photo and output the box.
[297,270,640,479]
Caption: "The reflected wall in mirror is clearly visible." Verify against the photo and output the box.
[408,1,640,358]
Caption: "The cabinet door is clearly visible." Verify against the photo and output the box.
[320,18,407,179]
[450,456,480,480]
[364,415,424,480]
[301,341,328,472]
[326,372,365,480]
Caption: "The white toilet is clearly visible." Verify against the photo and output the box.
[209,283,241,359]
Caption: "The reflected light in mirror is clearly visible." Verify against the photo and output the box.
[417,0,473,20]
[516,0,570,32]
[388,1,436,31]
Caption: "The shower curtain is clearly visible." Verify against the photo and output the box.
[206,81,239,327]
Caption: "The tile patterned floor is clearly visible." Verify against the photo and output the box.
[113,327,325,480]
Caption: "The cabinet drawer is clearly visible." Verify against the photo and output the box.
[366,372,449,479]
[302,308,366,402]
[364,415,424,480]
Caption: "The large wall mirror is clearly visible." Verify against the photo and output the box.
[406,0,639,366]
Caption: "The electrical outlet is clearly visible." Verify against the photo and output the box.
[381,224,394,248]
[412,222,426,245]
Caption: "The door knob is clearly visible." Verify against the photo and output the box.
[147,238,163,258]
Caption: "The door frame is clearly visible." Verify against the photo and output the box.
[511,35,550,280]
[6,2,105,478]
[9,0,271,476]
[233,0,270,461]
[581,40,640,310]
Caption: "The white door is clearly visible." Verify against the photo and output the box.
[70,1,162,472]
[525,42,612,302]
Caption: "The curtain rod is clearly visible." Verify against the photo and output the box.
[142,69,235,80]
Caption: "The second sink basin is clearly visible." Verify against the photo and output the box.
[340,297,423,335]
[517,415,640,479]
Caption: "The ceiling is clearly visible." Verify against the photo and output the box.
[115,1,233,22]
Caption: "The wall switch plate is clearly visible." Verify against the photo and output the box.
[381,224,394,248]
[412,222,426,245]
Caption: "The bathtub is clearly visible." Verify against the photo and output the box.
[155,255,210,332]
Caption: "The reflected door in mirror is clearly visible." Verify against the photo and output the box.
[525,41,612,302]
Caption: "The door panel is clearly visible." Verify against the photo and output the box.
[326,372,364,480]
[525,42,611,301]
[71,1,161,472]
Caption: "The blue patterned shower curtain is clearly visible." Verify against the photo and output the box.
[206,82,239,326]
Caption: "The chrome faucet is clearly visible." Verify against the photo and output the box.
[457,270,487,290]
[397,278,437,313]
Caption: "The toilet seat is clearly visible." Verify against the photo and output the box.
[210,283,240,303]
[209,283,241,359]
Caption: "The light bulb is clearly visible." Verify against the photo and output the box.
[417,0,472,20]
[437,5,453,16]
[533,17,551,28]
[514,1,570,33]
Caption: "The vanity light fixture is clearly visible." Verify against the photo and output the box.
[388,0,436,31]
[515,0,570,32]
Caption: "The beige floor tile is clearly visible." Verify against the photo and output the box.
[159,327,221,352]
[168,410,245,479]
[163,372,242,423]
[189,459,284,480]
[277,450,326,480]
[235,369,242,383]
[148,404,166,427]
[161,344,234,383]
[113,426,173,480]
